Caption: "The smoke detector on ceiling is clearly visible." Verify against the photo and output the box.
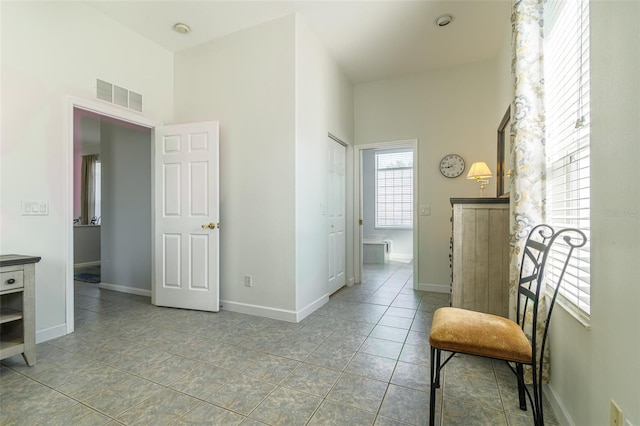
[434,14,454,27]
[173,23,191,34]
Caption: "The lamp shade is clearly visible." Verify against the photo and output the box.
[467,162,492,179]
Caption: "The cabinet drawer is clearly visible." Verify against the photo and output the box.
[1,271,23,291]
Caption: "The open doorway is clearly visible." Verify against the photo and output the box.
[72,108,153,297]
[65,97,159,334]
[354,140,418,286]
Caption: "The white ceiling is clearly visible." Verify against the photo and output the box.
[86,0,511,84]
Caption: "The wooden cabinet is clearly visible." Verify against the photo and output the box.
[450,198,509,317]
[0,255,40,366]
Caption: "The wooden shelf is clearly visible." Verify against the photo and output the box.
[0,308,23,324]
[0,337,25,359]
[0,287,23,296]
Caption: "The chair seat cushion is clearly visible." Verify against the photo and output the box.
[429,307,532,364]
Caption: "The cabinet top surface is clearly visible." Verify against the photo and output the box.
[450,197,509,205]
[0,255,42,267]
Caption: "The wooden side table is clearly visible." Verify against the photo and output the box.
[0,254,41,366]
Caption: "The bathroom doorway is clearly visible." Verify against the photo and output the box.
[354,140,418,286]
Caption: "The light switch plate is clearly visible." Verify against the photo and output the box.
[419,205,431,216]
[22,200,49,216]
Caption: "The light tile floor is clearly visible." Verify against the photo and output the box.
[1,262,559,425]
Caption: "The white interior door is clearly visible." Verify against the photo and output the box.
[328,138,346,294]
[153,122,219,311]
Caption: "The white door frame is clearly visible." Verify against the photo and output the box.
[64,96,161,334]
[353,139,419,286]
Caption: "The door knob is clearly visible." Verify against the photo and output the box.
[201,223,216,229]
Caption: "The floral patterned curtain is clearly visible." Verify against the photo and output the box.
[509,0,549,381]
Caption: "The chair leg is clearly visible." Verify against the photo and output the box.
[429,346,441,426]
[516,363,527,411]
[533,372,544,426]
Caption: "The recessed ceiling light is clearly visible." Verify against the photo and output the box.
[173,23,190,34]
[434,14,454,27]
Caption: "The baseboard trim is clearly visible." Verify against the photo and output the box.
[295,294,329,322]
[389,253,413,262]
[221,300,298,322]
[544,384,574,426]
[99,282,151,297]
[417,283,450,293]
[221,295,329,323]
[36,323,67,344]
[74,261,101,269]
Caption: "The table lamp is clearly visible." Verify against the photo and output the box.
[467,161,492,197]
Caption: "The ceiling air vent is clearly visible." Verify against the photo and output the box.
[113,85,128,108]
[129,91,143,112]
[96,79,113,103]
[95,79,143,113]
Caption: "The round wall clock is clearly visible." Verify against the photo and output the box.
[439,154,465,178]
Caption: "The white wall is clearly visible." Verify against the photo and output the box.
[496,17,514,118]
[100,121,152,294]
[0,1,173,339]
[294,16,354,315]
[548,2,640,425]
[354,58,506,290]
[73,226,101,265]
[174,16,298,317]
[362,149,413,259]
[173,14,353,321]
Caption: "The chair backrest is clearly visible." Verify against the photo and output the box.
[516,224,587,369]
[516,224,554,329]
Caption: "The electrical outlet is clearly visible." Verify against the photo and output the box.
[610,400,623,426]
[244,275,252,288]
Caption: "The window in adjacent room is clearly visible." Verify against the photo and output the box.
[543,0,591,320]
[375,149,413,229]
[93,160,102,224]
[80,154,101,225]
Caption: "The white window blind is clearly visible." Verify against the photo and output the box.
[375,150,413,228]
[543,0,591,317]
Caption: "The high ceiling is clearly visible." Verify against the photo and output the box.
[86,0,511,84]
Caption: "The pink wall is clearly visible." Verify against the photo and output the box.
[73,110,82,220]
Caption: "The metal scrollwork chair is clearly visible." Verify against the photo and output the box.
[428,225,587,426]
